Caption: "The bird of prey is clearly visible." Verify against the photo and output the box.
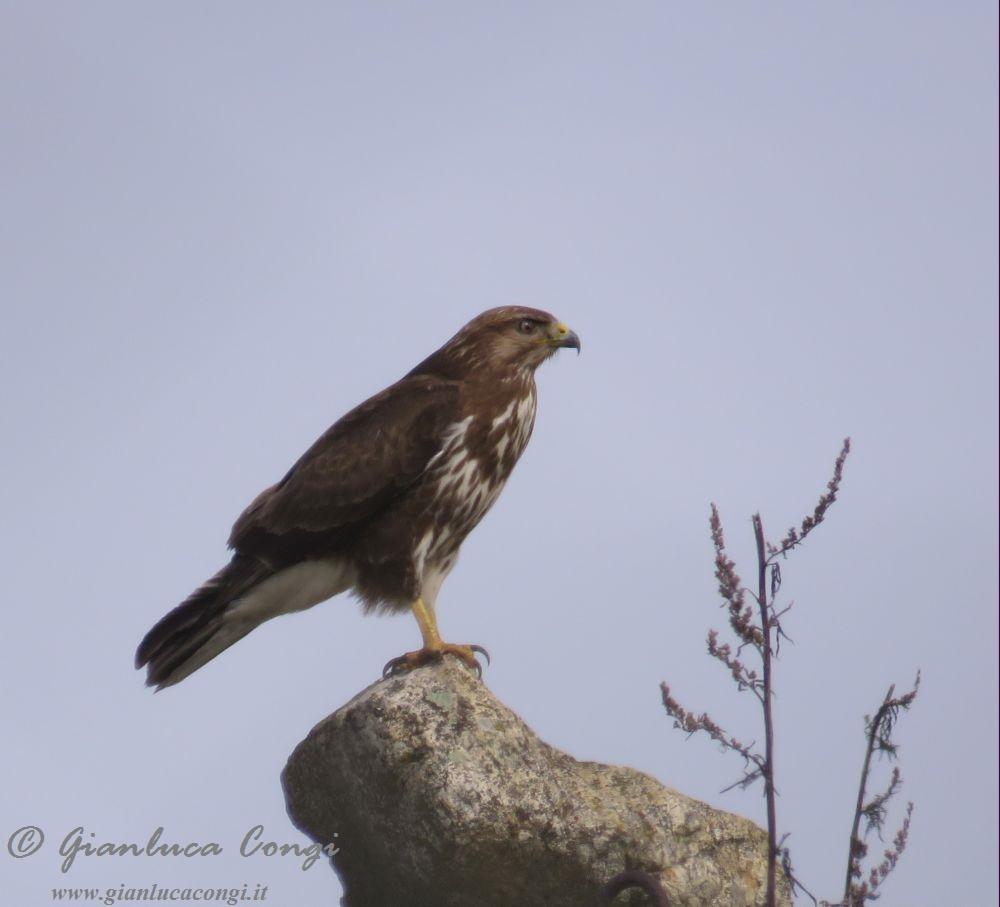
[136,307,580,689]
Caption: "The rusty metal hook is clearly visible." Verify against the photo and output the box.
[602,869,669,905]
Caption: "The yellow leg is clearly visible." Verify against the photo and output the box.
[381,598,490,678]
[412,597,443,649]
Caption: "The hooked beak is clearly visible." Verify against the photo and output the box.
[548,321,581,354]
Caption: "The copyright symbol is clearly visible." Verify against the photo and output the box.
[8,826,44,858]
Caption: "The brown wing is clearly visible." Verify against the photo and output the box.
[229,376,460,564]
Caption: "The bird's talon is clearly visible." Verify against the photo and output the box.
[469,644,490,667]
[381,643,489,679]
[381,655,409,678]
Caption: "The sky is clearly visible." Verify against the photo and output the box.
[1,3,996,905]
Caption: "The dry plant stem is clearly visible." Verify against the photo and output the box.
[840,675,918,906]
[842,687,893,904]
[753,513,778,907]
[658,439,919,906]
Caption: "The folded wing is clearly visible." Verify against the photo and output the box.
[229,376,460,565]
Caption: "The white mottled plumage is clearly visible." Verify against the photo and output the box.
[236,389,537,636]
[414,385,537,609]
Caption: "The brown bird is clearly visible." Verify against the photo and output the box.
[136,307,580,689]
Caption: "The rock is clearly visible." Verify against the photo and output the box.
[281,659,789,906]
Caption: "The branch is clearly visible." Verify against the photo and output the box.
[660,683,764,777]
[710,504,760,648]
[842,674,920,905]
[781,839,819,905]
[707,629,765,703]
[753,513,778,907]
[769,438,851,560]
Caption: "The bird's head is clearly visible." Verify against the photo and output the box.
[432,306,581,377]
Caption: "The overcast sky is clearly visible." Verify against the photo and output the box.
[2,3,997,905]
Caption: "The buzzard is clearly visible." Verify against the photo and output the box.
[136,307,580,689]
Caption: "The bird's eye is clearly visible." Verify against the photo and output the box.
[517,319,536,335]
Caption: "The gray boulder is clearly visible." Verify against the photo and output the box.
[282,659,789,906]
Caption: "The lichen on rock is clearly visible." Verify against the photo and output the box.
[282,659,789,906]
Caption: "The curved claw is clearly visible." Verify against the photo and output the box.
[452,644,490,678]
[381,655,409,678]
[381,643,491,679]
[470,644,491,666]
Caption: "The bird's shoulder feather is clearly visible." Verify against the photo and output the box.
[228,375,461,558]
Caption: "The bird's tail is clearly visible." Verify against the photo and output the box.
[136,554,272,690]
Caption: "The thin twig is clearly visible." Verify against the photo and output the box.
[769,438,850,561]
[753,513,778,907]
[842,674,920,905]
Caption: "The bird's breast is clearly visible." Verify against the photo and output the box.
[416,385,537,569]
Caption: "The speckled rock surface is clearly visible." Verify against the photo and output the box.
[281,659,789,907]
